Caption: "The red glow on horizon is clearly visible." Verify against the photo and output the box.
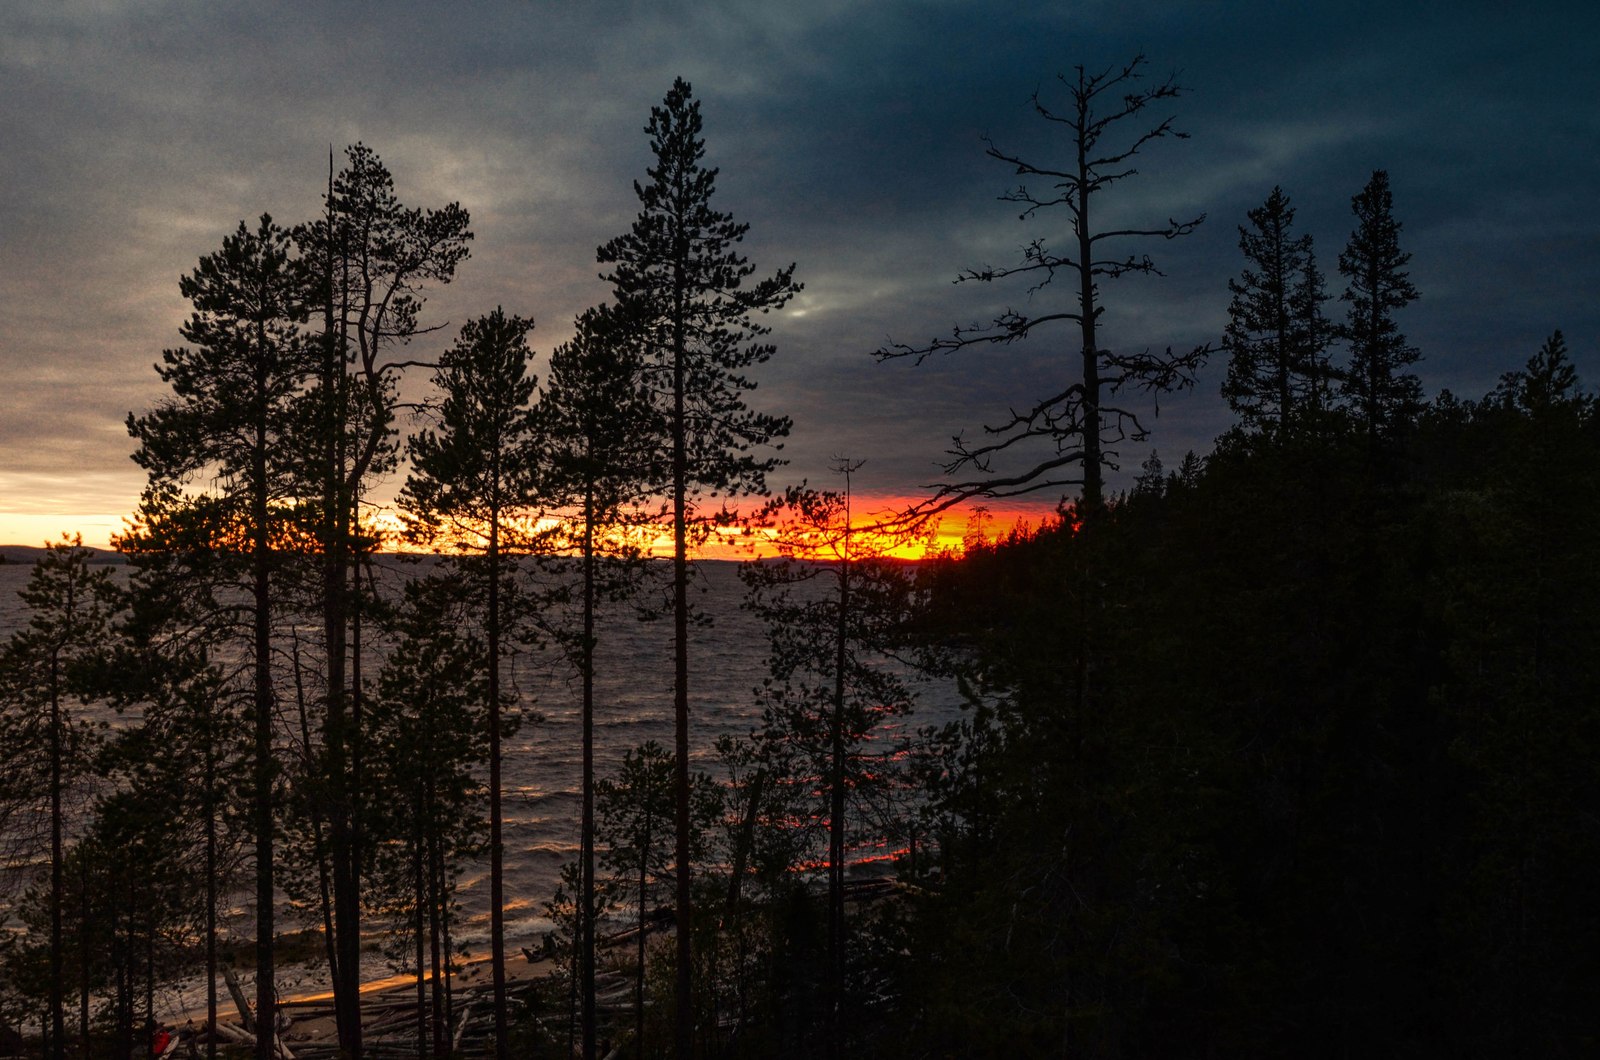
[5,494,1063,560]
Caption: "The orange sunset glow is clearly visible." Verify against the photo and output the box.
[0,498,1054,561]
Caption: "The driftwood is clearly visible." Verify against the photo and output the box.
[450,1002,474,1055]
[208,1020,296,1060]
[221,968,255,1033]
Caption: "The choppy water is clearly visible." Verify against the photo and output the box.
[0,554,959,971]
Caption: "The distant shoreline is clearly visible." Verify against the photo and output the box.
[0,544,127,565]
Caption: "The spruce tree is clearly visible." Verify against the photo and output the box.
[1222,187,1329,432]
[596,77,799,1057]
[1337,170,1420,438]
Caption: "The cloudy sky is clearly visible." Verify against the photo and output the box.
[3,0,1596,548]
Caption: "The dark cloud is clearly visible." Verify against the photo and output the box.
[3,0,1596,542]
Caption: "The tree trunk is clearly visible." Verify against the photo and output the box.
[253,343,276,1060]
[488,507,509,1060]
[428,809,445,1060]
[581,480,598,1060]
[414,829,428,1060]
[1075,97,1102,512]
[205,738,219,1060]
[671,258,694,1060]
[828,557,849,1058]
[48,651,64,1060]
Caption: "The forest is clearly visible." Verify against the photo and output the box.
[3,60,1598,1060]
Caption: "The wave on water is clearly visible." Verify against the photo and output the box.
[0,558,964,1006]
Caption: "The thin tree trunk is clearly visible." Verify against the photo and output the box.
[414,830,427,1060]
[828,553,849,1059]
[205,737,219,1060]
[428,814,445,1060]
[79,854,90,1056]
[1076,110,1102,511]
[48,651,64,1060]
[253,340,276,1060]
[488,509,509,1060]
[581,480,597,1060]
[635,828,650,1060]
[671,257,693,1060]
[442,877,456,1045]
[144,912,155,1060]
[292,631,341,991]
[323,170,363,1060]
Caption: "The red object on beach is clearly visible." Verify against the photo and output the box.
[151,1028,172,1057]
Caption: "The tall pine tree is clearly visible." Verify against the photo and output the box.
[295,146,471,1058]
[597,77,800,1057]
[540,303,655,1060]
[125,215,315,1060]
[401,307,539,1060]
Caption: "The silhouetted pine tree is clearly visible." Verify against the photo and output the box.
[741,469,918,1057]
[363,575,491,1060]
[540,303,655,1060]
[596,77,799,1058]
[0,538,116,1060]
[401,307,538,1060]
[294,145,471,1060]
[124,214,315,1060]
[102,574,250,1060]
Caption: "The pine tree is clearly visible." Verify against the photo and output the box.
[0,537,116,1060]
[1222,187,1330,432]
[401,307,537,1060]
[105,574,250,1060]
[363,575,490,1059]
[596,77,800,1057]
[295,146,471,1058]
[540,303,655,1059]
[1337,170,1420,438]
[125,214,315,1060]
[596,742,675,1060]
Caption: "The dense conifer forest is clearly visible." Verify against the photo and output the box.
[3,62,1597,1059]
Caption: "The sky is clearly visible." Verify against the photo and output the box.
[2,0,1597,550]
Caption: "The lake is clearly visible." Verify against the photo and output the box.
[0,553,960,964]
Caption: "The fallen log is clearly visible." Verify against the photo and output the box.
[221,969,254,1033]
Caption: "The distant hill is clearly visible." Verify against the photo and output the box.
[0,544,127,566]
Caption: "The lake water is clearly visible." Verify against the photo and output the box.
[0,553,959,974]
